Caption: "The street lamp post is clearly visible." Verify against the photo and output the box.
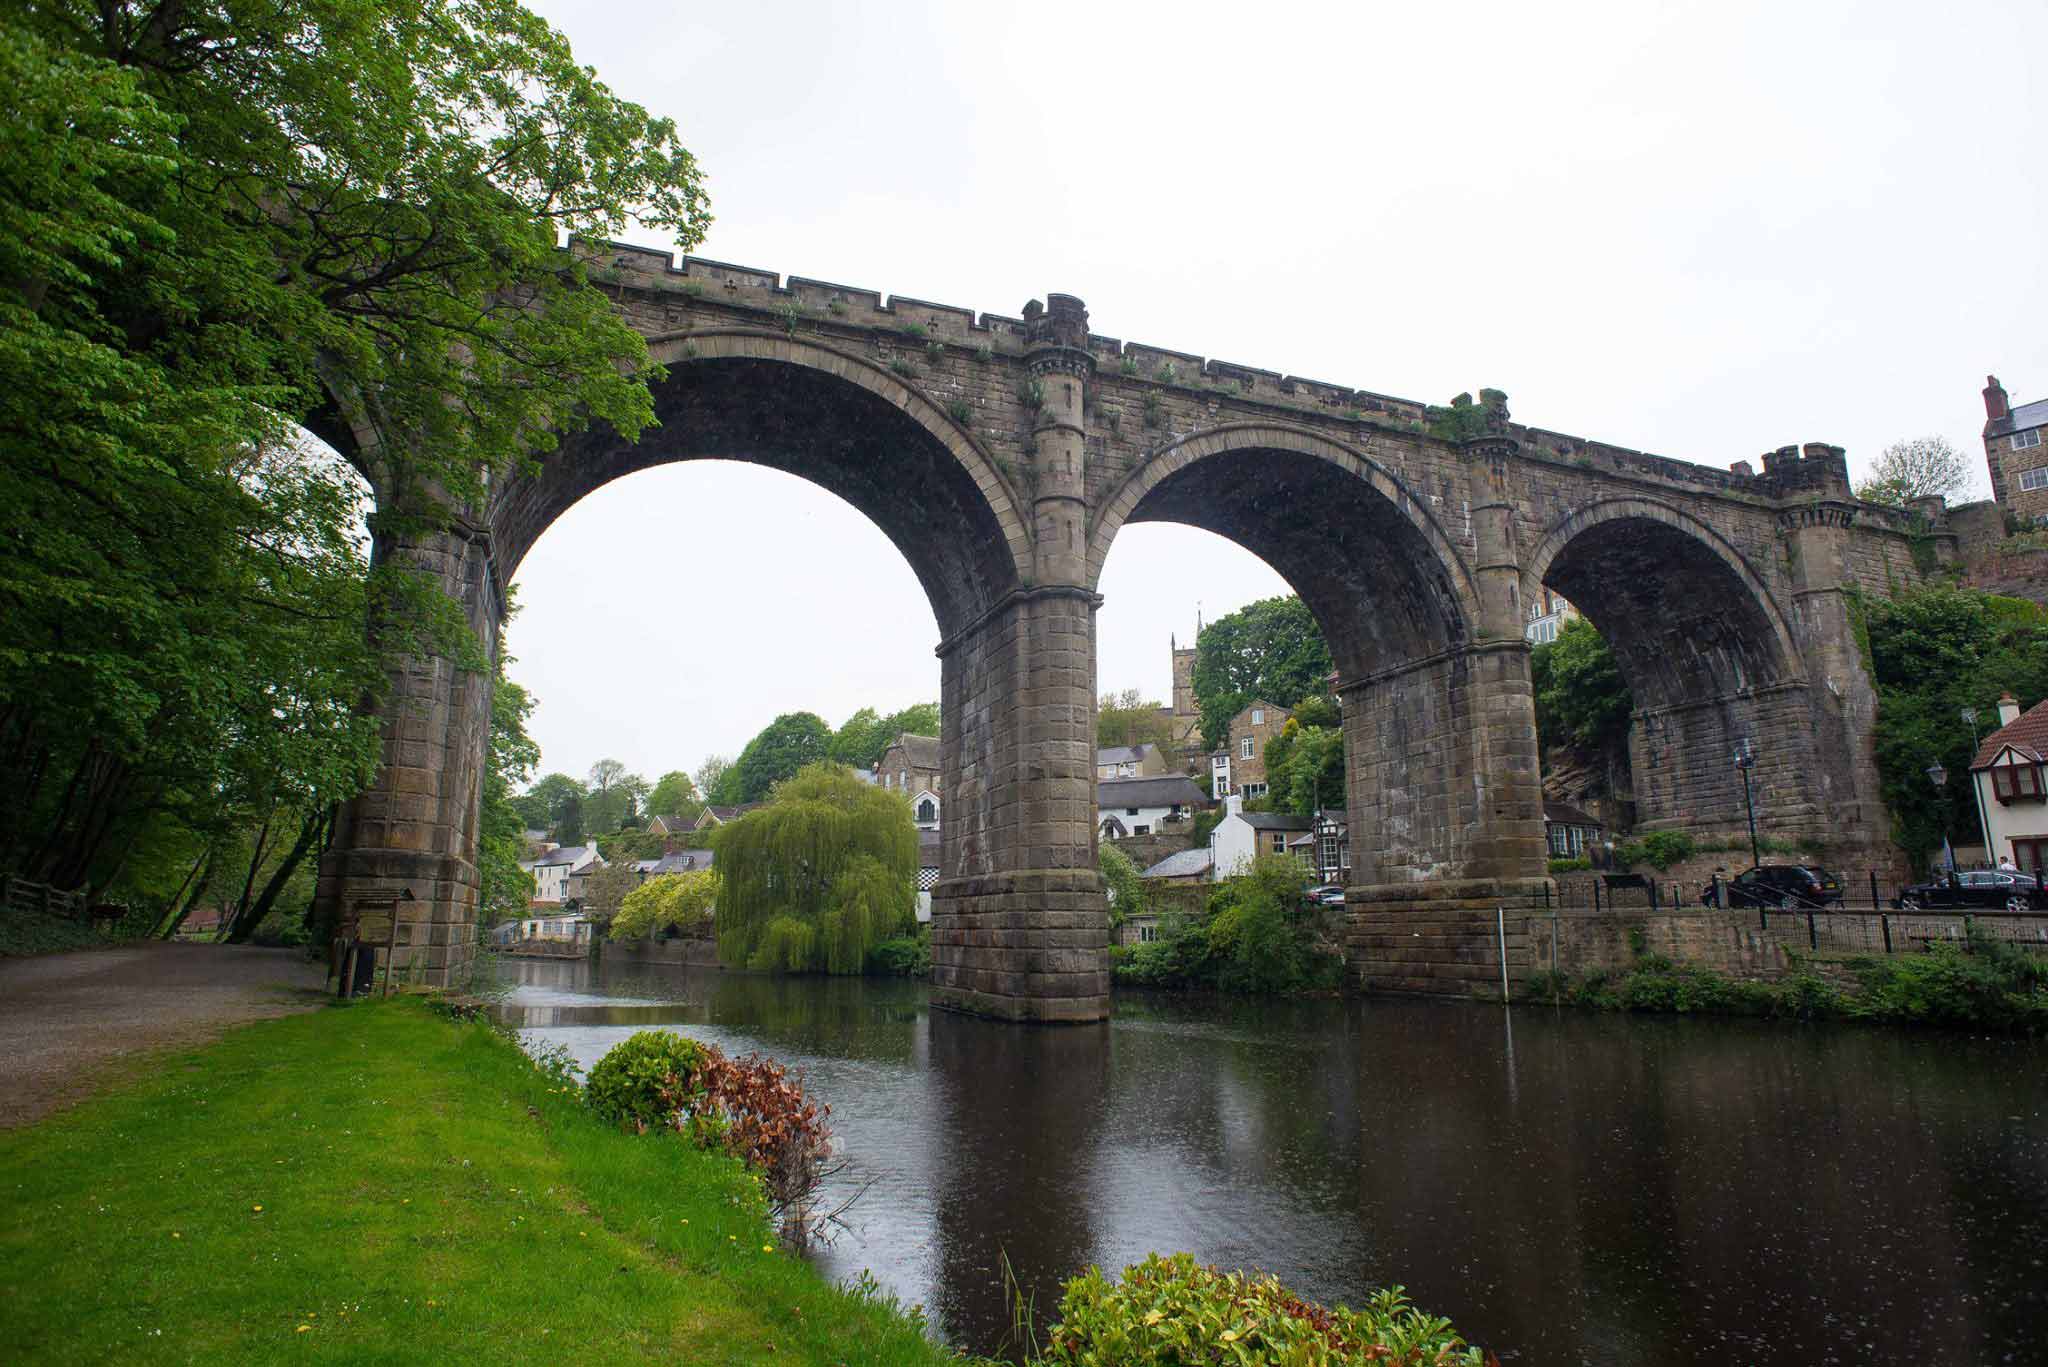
[1733,737,1760,869]
[1926,759,1953,874]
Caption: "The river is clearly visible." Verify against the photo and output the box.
[492,956,2048,1364]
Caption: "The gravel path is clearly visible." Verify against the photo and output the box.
[0,942,329,1128]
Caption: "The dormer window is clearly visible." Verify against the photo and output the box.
[1992,760,2045,803]
[916,797,937,823]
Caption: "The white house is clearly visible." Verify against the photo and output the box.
[516,910,591,944]
[1971,691,2048,875]
[519,842,604,905]
[1096,775,1208,839]
[1207,794,1313,879]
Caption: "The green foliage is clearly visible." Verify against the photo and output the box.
[645,770,702,825]
[1547,857,1592,874]
[612,870,720,940]
[584,1030,709,1132]
[1035,1253,1486,1367]
[721,712,833,804]
[1854,435,1969,507]
[1113,857,1341,995]
[1844,932,2048,1031]
[1097,689,1177,752]
[865,928,933,978]
[518,773,590,835]
[1261,717,1346,820]
[714,765,917,974]
[478,652,541,926]
[596,830,666,862]
[1099,845,1145,929]
[0,0,710,896]
[1614,831,1696,871]
[1857,586,2048,867]
[827,703,941,770]
[1423,389,1510,444]
[1192,597,1335,750]
[1530,617,1632,756]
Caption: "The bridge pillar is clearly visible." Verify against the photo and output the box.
[314,513,500,988]
[928,292,1110,1023]
[1343,433,1549,995]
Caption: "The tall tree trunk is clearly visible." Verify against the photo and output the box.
[158,851,216,940]
[215,810,274,943]
[227,808,324,943]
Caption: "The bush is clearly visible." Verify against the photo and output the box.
[1615,830,1695,870]
[584,1030,708,1132]
[612,869,719,940]
[1845,932,2048,1030]
[1110,857,1342,995]
[1546,857,1591,875]
[1035,1252,1488,1366]
[657,1046,834,1248]
[247,910,311,947]
[865,929,932,978]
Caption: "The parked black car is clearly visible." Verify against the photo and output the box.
[1894,869,2046,912]
[1701,865,1844,909]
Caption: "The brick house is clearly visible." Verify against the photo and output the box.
[1982,376,2048,524]
[1095,743,1170,781]
[875,733,941,828]
[1971,691,2048,875]
[1210,700,1291,799]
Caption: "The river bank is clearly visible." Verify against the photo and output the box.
[0,999,954,1365]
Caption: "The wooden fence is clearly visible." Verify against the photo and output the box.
[4,875,86,920]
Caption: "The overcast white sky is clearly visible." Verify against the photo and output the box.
[505,0,2045,790]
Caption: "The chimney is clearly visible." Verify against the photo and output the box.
[1998,692,2021,727]
[1985,375,2010,423]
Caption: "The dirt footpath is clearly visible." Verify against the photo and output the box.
[0,942,329,1127]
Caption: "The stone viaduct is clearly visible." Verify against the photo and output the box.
[316,243,1947,1020]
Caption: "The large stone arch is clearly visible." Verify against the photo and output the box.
[1091,424,1543,892]
[1086,424,1483,672]
[317,329,1042,993]
[491,329,1034,636]
[1522,498,1825,839]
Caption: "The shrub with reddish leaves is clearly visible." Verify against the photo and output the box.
[655,1044,833,1246]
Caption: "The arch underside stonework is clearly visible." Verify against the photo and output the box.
[317,272,1906,1010]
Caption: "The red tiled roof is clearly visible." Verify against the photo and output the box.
[1972,697,2048,769]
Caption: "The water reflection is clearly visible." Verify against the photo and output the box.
[496,960,2048,1365]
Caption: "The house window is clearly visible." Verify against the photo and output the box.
[1318,825,1341,877]
[899,770,907,790]
[1268,833,1285,854]
[2020,465,2048,492]
[1240,737,1254,759]
[1251,709,1264,725]
[2015,428,2042,451]
[1992,762,2045,802]
[1138,924,1158,943]
[916,798,937,823]
[1133,824,1150,835]
[1242,782,1267,800]
[2015,838,2047,876]
[1213,755,1228,770]
[1126,807,1140,816]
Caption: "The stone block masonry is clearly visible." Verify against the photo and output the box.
[317,242,1944,1010]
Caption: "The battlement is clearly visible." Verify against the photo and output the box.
[582,238,1888,515]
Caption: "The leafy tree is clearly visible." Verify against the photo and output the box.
[722,713,832,805]
[713,764,916,974]
[646,771,701,823]
[612,870,719,940]
[1192,597,1334,749]
[476,667,540,926]
[1099,844,1145,929]
[555,793,585,846]
[520,774,588,833]
[1098,690,1176,753]
[1859,587,2048,867]
[1855,436,1970,507]
[693,755,733,806]
[571,860,640,935]
[1531,617,1633,755]
[827,703,941,770]
[0,0,708,895]
[1261,719,1346,820]
[588,759,628,795]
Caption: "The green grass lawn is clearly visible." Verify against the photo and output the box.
[0,1000,958,1365]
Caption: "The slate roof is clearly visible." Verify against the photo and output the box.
[694,804,760,826]
[1973,697,2048,769]
[1142,847,1214,879]
[1097,775,1209,807]
[646,849,715,875]
[1544,801,1602,829]
[532,844,599,867]
[1235,810,1313,831]
[1096,744,1155,766]
[884,733,941,770]
[2009,397,2048,432]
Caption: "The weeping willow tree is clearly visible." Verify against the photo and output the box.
[713,764,918,974]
